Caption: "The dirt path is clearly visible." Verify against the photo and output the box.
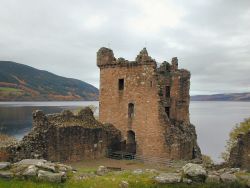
[68,157,176,171]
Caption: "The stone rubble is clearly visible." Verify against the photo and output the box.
[0,162,10,170]
[132,169,144,175]
[0,159,73,183]
[182,163,207,182]
[38,170,65,183]
[154,173,182,184]
[0,161,250,186]
[0,171,13,179]
[205,174,220,183]
[182,178,192,184]
[22,165,38,177]
[96,165,110,176]
[220,173,237,183]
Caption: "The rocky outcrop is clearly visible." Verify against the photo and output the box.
[220,173,237,183]
[154,164,249,185]
[154,173,182,184]
[182,163,207,182]
[0,107,121,162]
[205,174,220,183]
[229,130,250,171]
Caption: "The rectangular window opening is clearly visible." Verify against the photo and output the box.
[165,107,170,117]
[128,103,134,118]
[165,86,170,98]
[150,81,153,87]
[118,79,124,90]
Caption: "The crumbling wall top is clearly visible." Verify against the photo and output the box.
[97,47,156,68]
[96,47,188,73]
[97,47,116,67]
[135,47,153,63]
[33,107,102,129]
[171,57,178,71]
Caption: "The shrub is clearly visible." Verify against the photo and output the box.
[221,118,250,162]
[202,155,214,167]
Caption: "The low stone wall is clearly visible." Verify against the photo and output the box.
[0,107,121,162]
[229,130,250,171]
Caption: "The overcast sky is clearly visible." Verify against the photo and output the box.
[0,0,249,95]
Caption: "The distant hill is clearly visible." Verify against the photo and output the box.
[0,61,98,101]
[191,93,250,101]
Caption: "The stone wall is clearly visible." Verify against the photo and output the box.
[157,59,200,160]
[0,134,17,161]
[0,107,121,162]
[97,47,201,160]
[229,130,250,170]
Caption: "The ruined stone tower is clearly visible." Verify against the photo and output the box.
[97,47,201,160]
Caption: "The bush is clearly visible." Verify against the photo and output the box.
[221,118,250,162]
[202,155,214,167]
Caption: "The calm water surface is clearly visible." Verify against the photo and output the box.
[0,101,250,162]
[190,101,250,162]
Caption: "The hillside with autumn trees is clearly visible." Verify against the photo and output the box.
[0,61,98,101]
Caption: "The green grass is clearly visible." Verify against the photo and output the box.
[0,179,64,188]
[0,179,245,188]
[0,87,23,92]
[0,171,246,188]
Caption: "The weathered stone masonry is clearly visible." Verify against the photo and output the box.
[0,107,121,162]
[229,130,250,170]
[97,47,201,160]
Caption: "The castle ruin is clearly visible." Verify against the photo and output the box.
[0,108,121,162]
[97,47,201,160]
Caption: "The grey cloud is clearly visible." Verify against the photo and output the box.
[0,0,249,94]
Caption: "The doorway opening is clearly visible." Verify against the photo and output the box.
[126,130,136,154]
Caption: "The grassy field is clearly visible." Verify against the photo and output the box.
[0,87,23,92]
[0,177,245,188]
[0,159,246,188]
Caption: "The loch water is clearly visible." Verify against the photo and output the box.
[0,101,250,162]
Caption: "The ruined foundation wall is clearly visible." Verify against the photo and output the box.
[2,108,121,162]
